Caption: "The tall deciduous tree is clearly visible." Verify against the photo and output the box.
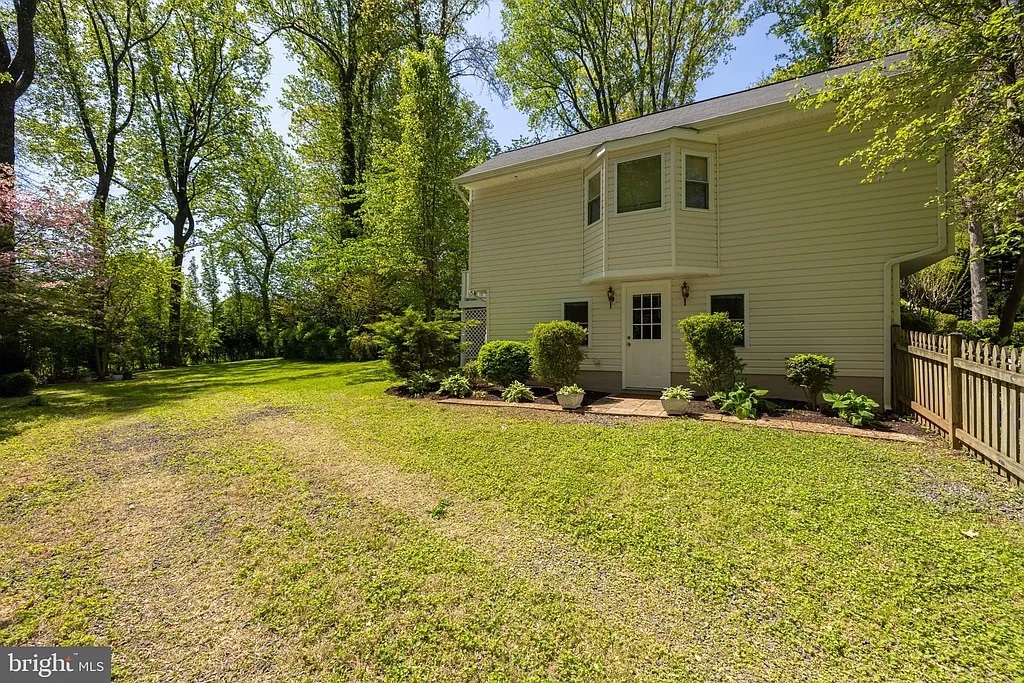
[210,124,303,348]
[800,0,1024,337]
[497,0,745,133]
[30,0,162,218]
[360,37,494,315]
[749,0,846,82]
[128,0,267,364]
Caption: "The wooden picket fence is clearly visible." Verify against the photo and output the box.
[892,326,1024,484]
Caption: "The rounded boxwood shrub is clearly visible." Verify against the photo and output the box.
[528,321,587,390]
[785,353,836,410]
[477,340,531,386]
[0,371,37,398]
[679,313,745,395]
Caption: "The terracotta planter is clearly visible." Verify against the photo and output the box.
[557,393,585,410]
[661,398,690,416]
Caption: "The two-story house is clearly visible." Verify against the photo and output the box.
[455,58,951,407]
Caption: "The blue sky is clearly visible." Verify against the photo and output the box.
[264,8,787,149]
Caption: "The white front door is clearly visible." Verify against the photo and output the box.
[623,281,671,389]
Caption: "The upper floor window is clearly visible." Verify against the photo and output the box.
[684,154,711,210]
[586,172,602,225]
[709,292,746,347]
[563,300,590,346]
[616,155,662,213]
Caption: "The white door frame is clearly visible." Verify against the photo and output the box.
[621,279,672,390]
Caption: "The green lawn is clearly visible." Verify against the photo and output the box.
[1,360,1023,681]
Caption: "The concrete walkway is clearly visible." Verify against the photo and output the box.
[438,394,924,443]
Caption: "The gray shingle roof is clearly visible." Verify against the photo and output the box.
[457,54,906,183]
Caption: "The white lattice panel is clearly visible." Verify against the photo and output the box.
[461,307,487,364]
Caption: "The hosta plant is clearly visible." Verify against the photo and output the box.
[406,372,436,397]
[823,390,879,427]
[710,383,776,420]
[438,373,472,398]
[502,381,536,403]
[556,383,584,396]
[660,386,694,401]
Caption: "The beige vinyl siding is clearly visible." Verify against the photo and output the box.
[605,146,672,271]
[470,171,622,370]
[674,140,718,271]
[583,220,604,279]
[670,115,940,380]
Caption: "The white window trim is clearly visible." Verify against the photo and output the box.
[584,167,603,227]
[707,290,749,348]
[681,150,714,213]
[613,151,665,216]
[562,298,592,346]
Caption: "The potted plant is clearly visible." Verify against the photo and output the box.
[556,383,585,410]
[660,386,694,415]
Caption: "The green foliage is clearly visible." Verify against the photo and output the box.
[497,0,746,133]
[0,372,38,398]
[276,322,349,361]
[785,354,836,409]
[528,321,587,390]
[710,383,776,420]
[501,381,536,403]
[956,319,1024,347]
[427,498,453,519]
[460,360,480,382]
[348,331,378,361]
[679,313,746,394]
[823,390,879,427]
[368,309,463,379]
[438,373,472,398]
[406,372,436,397]
[556,383,584,396]
[661,386,694,401]
[477,340,532,386]
[748,0,840,82]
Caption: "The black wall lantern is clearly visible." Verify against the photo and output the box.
[681,281,690,305]
[607,286,615,308]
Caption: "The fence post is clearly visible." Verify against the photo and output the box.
[947,332,962,449]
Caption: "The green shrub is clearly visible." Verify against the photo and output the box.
[0,371,37,398]
[785,354,836,410]
[460,360,480,382]
[368,309,463,378]
[679,313,746,395]
[438,373,472,398]
[956,318,1024,347]
[710,382,775,420]
[528,321,587,390]
[348,331,378,361]
[556,383,584,396]
[823,390,879,427]
[900,302,957,334]
[502,380,535,403]
[477,340,532,386]
[661,386,694,401]
[406,372,436,397]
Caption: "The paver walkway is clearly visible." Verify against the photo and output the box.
[438,395,924,443]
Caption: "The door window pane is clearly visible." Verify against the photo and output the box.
[631,292,663,341]
[617,155,662,213]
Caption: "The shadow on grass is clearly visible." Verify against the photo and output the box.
[0,359,391,444]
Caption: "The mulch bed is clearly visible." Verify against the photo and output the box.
[386,383,929,438]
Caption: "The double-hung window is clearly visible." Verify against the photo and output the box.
[563,300,590,346]
[586,172,602,225]
[709,293,746,347]
[616,155,662,213]
[684,154,711,210]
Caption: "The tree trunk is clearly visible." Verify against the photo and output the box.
[998,248,1024,339]
[260,258,273,355]
[0,87,25,374]
[167,205,190,366]
[967,219,989,320]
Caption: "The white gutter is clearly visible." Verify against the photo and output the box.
[880,151,951,409]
